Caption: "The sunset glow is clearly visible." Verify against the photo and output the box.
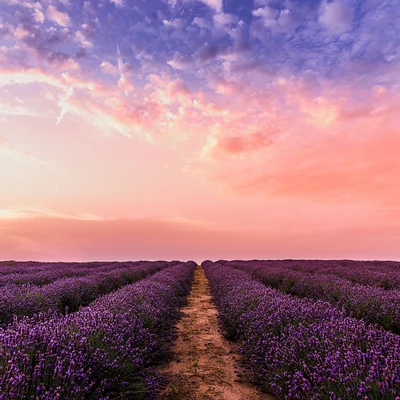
[1,0,399,261]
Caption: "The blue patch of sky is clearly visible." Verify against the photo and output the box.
[1,0,399,89]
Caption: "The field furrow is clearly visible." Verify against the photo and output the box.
[159,265,273,400]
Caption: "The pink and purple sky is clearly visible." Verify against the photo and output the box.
[0,0,399,261]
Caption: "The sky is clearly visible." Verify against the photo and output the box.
[0,0,399,262]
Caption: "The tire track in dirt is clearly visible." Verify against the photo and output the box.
[158,265,274,400]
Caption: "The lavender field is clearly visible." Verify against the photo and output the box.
[3,0,400,398]
[1,259,400,399]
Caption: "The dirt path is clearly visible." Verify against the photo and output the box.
[158,265,274,400]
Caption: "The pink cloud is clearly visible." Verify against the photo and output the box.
[233,129,400,204]
[13,25,31,39]
[0,216,261,261]
[252,5,302,32]
[0,207,103,221]
[100,61,119,75]
[167,51,193,70]
[75,31,92,48]
[214,13,238,26]
[252,6,279,27]
[166,79,191,98]
[117,75,134,94]
[1,213,400,261]
[319,0,353,34]
[0,46,8,64]
[212,132,274,155]
[46,5,71,27]
[0,68,159,139]
[32,8,45,24]
[186,74,400,213]
[0,134,48,165]
[110,0,125,7]
[8,0,43,9]
[199,0,223,13]
[0,100,39,117]
[193,17,212,29]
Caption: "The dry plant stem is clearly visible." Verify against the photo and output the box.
[159,265,275,400]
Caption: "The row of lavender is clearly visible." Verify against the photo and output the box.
[0,261,169,286]
[224,260,400,334]
[277,259,400,289]
[0,261,196,399]
[225,259,400,289]
[0,261,177,328]
[0,260,135,274]
[203,261,400,400]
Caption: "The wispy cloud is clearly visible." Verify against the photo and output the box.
[117,44,134,94]
[0,134,50,165]
[0,100,40,117]
[0,207,106,221]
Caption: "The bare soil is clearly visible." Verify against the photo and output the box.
[158,265,274,400]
